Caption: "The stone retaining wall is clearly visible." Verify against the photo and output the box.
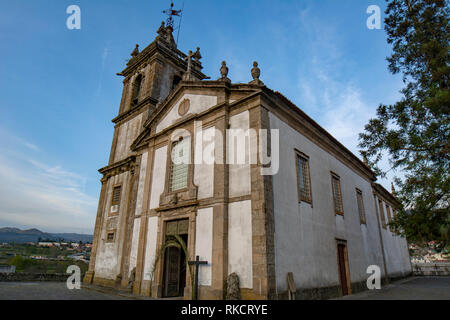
[412,263,450,276]
[0,273,71,282]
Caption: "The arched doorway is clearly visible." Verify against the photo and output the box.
[162,219,190,298]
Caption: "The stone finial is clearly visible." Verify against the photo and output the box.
[192,47,202,62]
[249,61,264,86]
[165,24,176,47]
[391,182,396,194]
[130,44,139,58]
[219,61,230,82]
[156,21,166,40]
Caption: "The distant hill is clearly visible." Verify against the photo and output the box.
[0,227,93,243]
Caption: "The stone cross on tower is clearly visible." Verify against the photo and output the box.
[182,50,196,81]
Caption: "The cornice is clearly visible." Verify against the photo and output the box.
[112,96,158,125]
[372,183,401,207]
[99,155,137,180]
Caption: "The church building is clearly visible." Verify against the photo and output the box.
[84,19,412,300]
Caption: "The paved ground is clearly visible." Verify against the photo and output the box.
[0,276,449,300]
[337,276,450,300]
[0,282,131,300]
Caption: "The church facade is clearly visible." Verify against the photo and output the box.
[84,22,412,300]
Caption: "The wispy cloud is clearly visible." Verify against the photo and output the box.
[0,130,97,234]
[293,7,400,190]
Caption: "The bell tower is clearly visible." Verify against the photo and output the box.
[108,20,207,166]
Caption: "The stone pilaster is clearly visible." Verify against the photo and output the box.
[248,106,276,299]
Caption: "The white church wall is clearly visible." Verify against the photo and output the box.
[143,216,159,281]
[376,196,412,278]
[128,217,141,275]
[228,111,251,198]
[194,126,215,199]
[195,207,213,286]
[156,94,218,134]
[149,146,167,209]
[228,200,253,289]
[95,172,129,279]
[269,112,387,292]
[114,112,145,162]
[135,151,148,216]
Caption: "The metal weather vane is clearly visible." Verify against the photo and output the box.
[162,1,182,28]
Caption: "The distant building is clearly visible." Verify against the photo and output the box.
[0,265,16,274]
[38,242,54,247]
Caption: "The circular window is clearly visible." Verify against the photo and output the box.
[178,99,190,116]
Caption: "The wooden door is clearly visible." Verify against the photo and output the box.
[337,243,349,296]
[163,246,181,297]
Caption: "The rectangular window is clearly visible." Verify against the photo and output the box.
[331,173,344,215]
[386,204,392,224]
[296,152,312,204]
[112,186,122,206]
[356,188,366,224]
[170,137,190,192]
[378,199,386,229]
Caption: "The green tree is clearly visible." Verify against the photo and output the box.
[359,0,449,247]
[9,255,25,270]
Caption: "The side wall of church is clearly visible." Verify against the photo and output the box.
[113,112,145,163]
[374,194,412,278]
[268,112,410,295]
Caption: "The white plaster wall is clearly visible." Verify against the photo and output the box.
[228,111,251,198]
[114,112,144,162]
[134,152,148,216]
[195,207,213,286]
[228,200,253,289]
[269,112,387,292]
[95,172,129,279]
[128,218,141,275]
[156,94,218,133]
[143,216,159,281]
[194,126,215,199]
[149,146,167,210]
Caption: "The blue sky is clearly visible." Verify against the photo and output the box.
[0,0,404,234]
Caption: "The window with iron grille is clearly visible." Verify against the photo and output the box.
[170,137,190,192]
[356,188,366,224]
[379,199,387,229]
[112,186,122,206]
[331,173,344,215]
[296,152,312,204]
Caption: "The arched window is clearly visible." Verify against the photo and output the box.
[131,74,142,105]
[169,136,190,191]
[171,74,182,91]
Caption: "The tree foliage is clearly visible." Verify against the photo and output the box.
[359,0,450,246]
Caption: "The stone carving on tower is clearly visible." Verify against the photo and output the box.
[182,50,197,81]
[130,44,140,58]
